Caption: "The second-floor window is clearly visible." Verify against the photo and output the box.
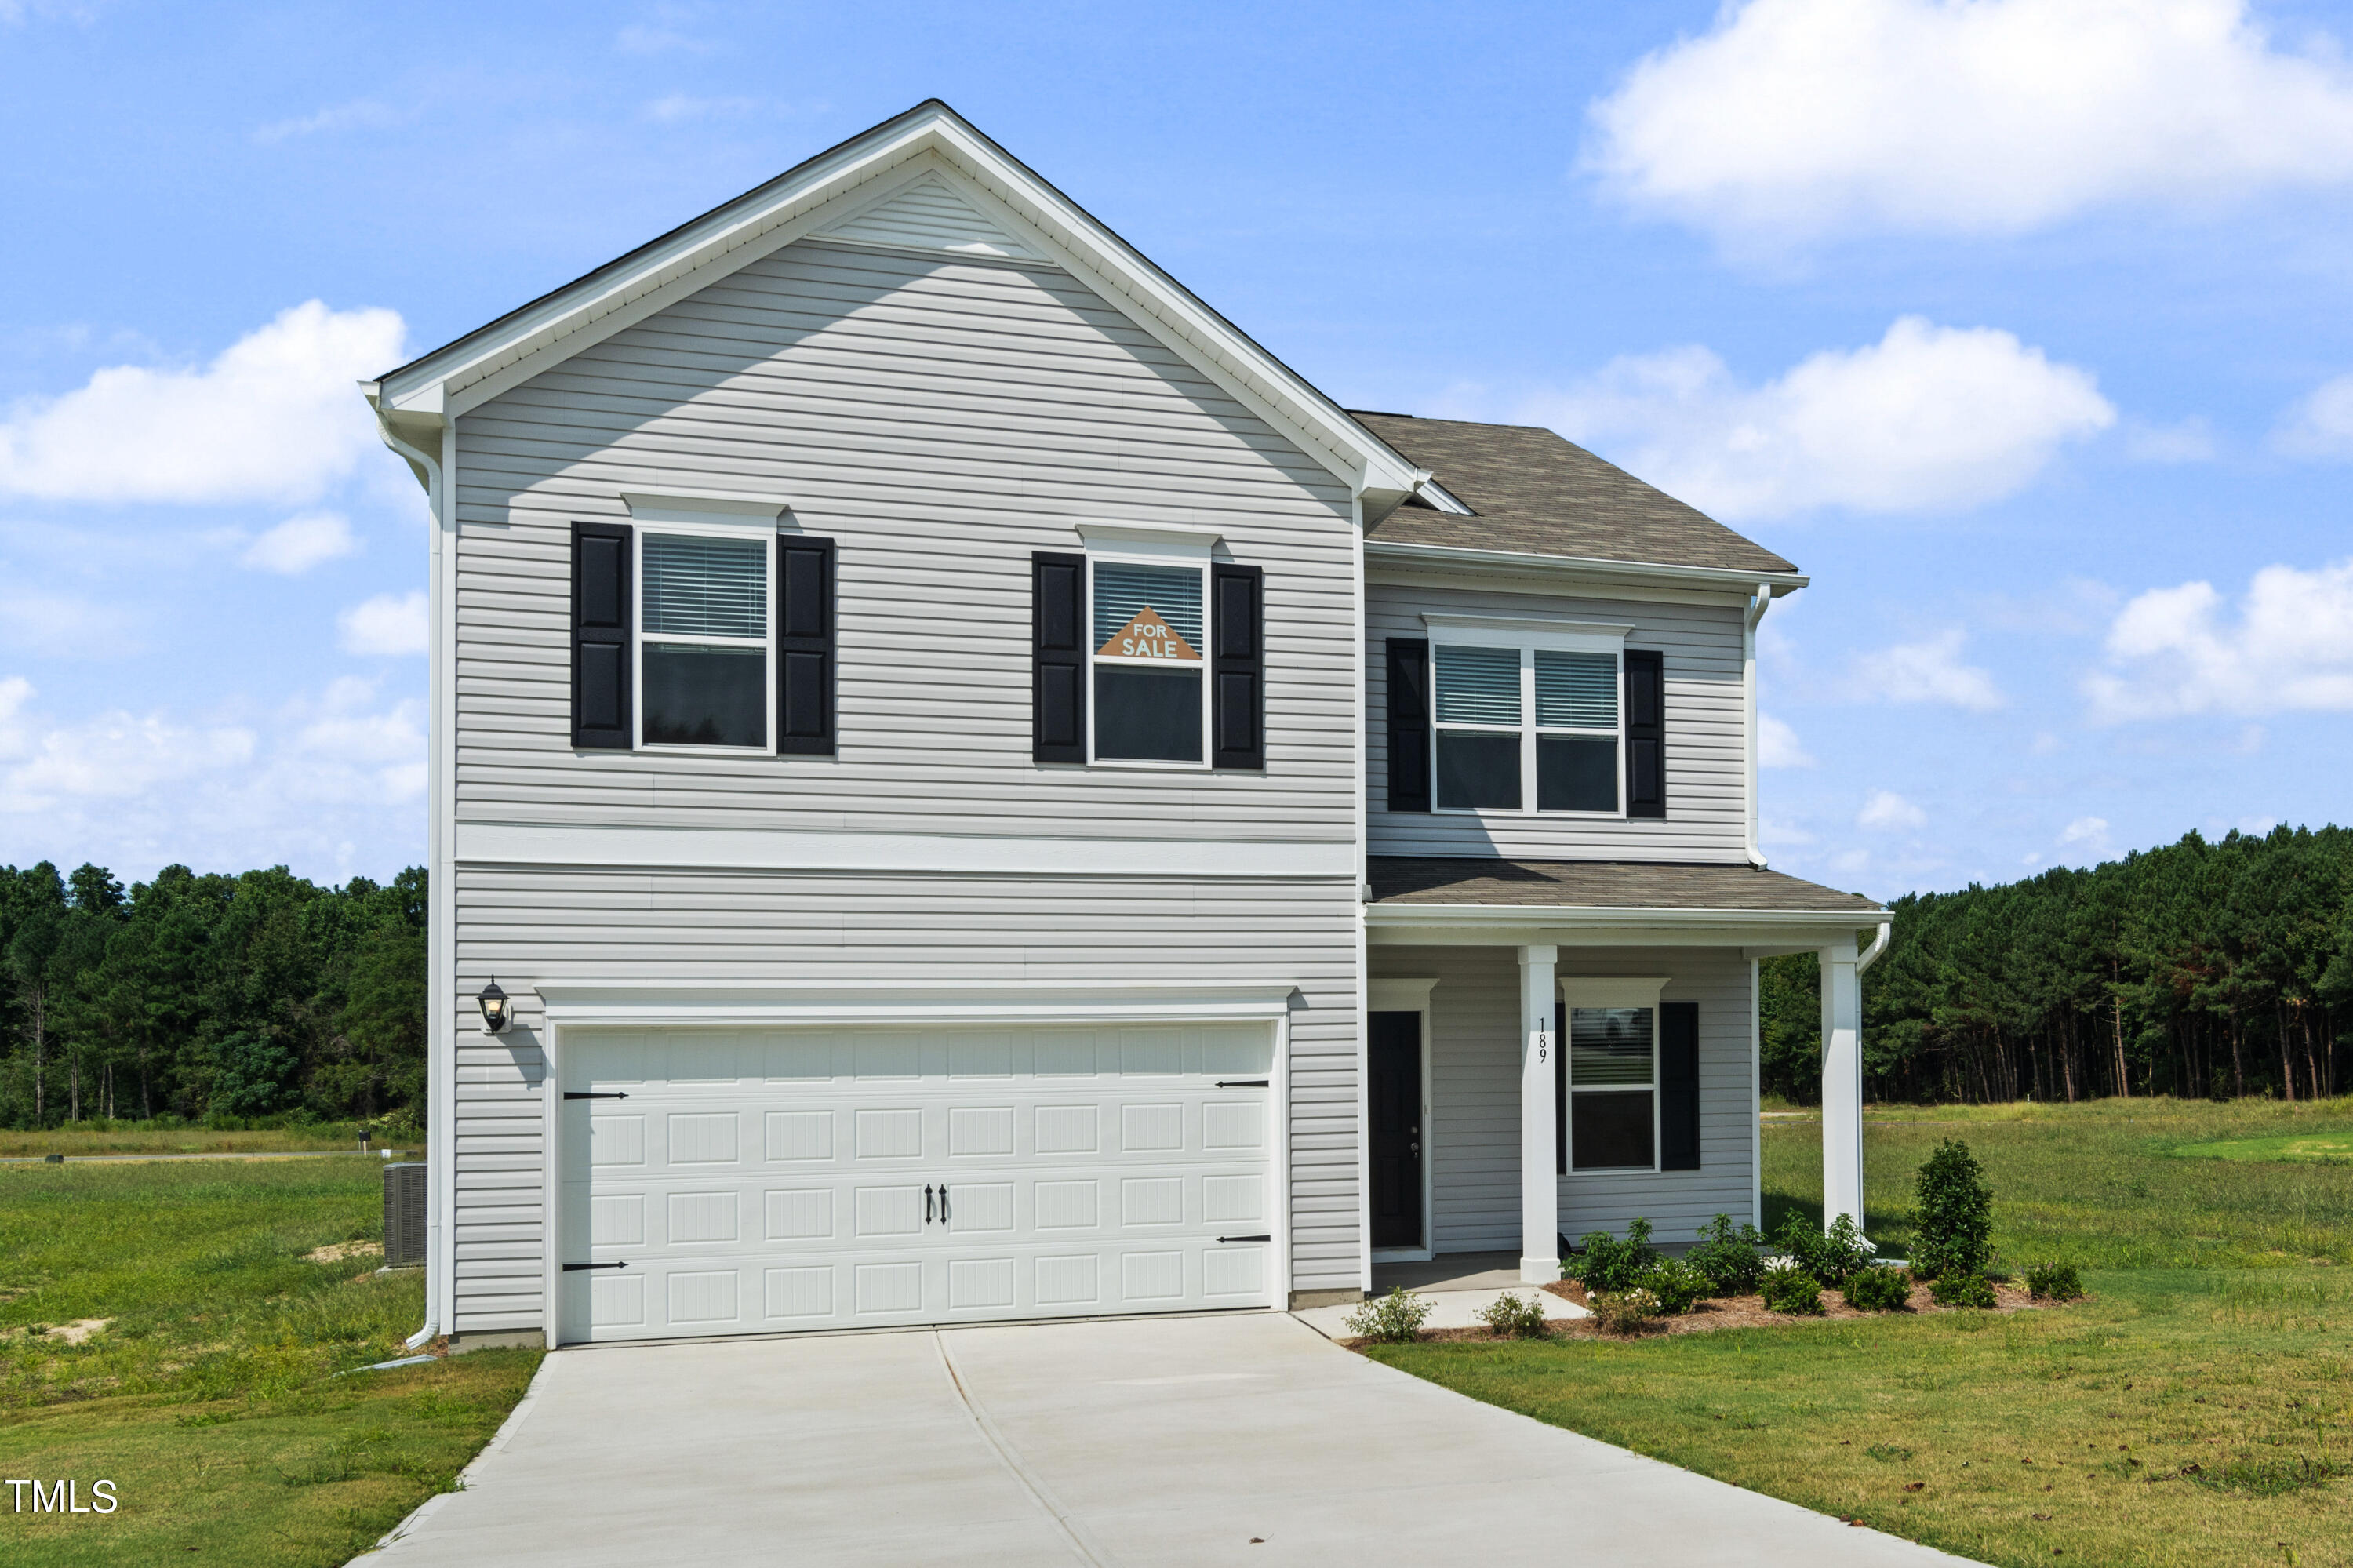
[640,529,771,750]
[1091,558,1208,765]
[1431,638,1622,814]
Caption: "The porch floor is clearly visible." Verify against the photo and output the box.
[1371,1251,1523,1293]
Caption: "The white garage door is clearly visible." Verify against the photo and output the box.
[555,1022,1277,1344]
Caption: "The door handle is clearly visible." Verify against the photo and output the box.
[925,1184,935,1224]
[1410,1143,1420,1155]
[938,1185,951,1224]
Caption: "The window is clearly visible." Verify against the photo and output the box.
[1428,625,1624,814]
[1090,559,1206,764]
[639,530,769,750]
[1567,1006,1656,1171]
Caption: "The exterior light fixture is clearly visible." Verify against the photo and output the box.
[478,977,511,1035]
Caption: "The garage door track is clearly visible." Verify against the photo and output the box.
[362,1312,1966,1566]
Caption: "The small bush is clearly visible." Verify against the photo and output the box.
[1842,1264,1912,1312]
[1929,1271,1998,1309]
[1477,1290,1552,1338]
[1343,1287,1433,1343]
[1776,1212,1877,1288]
[1639,1257,1711,1315]
[1566,1217,1658,1293]
[1912,1138,1994,1281]
[1686,1213,1768,1295]
[2025,1261,2083,1301]
[1587,1286,1661,1335]
[1760,1262,1825,1315]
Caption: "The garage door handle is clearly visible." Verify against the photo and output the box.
[563,1091,627,1101]
[563,1261,627,1271]
[924,1184,935,1224]
[1216,1234,1271,1244]
[1216,1079,1269,1088]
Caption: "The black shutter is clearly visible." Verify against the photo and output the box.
[1555,1000,1567,1176]
[1625,648,1665,818]
[571,522,631,750]
[1385,638,1431,812]
[1032,551,1087,764]
[777,535,835,756]
[1660,1001,1700,1170]
[1210,562,1264,770]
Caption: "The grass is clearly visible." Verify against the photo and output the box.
[1369,1269,2353,1568]
[2171,1133,2353,1165]
[1369,1096,2353,1567]
[0,1122,414,1159]
[0,1158,536,1566]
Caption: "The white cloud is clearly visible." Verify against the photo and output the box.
[1859,789,1927,831]
[253,99,407,144]
[1848,628,2005,711]
[642,94,762,123]
[2084,558,2353,719]
[1758,712,1816,767]
[1525,317,2113,522]
[0,591,136,657]
[0,675,29,724]
[0,301,405,504]
[0,708,255,813]
[2272,373,2353,458]
[2059,815,2110,849]
[337,590,428,656]
[1761,814,1817,846]
[2123,417,2217,464]
[240,511,358,575]
[2238,814,2278,836]
[1586,0,2353,246]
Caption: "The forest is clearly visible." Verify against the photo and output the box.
[0,860,426,1131]
[1763,824,2353,1105]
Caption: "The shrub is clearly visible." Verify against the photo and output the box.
[1587,1286,1661,1335]
[1760,1262,1825,1315]
[1566,1217,1658,1293]
[1774,1211,1877,1288]
[1343,1287,1433,1343]
[1842,1264,1912,1312]
[1686,1213,1767,1295]
[1929,1271,1998,1309]
[1477,1290,1552,1338]
[2025,1261,2083,1301]
[1912,1138,1994,1280]
[1639,1257,1711,1315]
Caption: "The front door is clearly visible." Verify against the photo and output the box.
[1368,1010,1423,1250]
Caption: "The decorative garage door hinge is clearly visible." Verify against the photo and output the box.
[562,1261,627,1271]
[1215,1079,1269,1088]
[1215,1235,1271,1243]
[562,1091,627,1100]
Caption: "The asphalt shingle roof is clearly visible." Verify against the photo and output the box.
[1369,857,1882,915]
[1351,412,1798,577]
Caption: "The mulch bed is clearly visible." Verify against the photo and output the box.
[1341,1278,2064,1349]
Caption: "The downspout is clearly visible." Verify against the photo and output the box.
[1857,919,1891,974]
[371,403,449,1353]
[1743,583,1772,869]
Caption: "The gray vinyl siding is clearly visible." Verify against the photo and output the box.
[1366,577,1748,860]
[1375,945,1754,1253]
[449,238,1358,840]
[445,869,1361,1336]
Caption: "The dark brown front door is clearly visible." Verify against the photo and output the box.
[1369,1010,1423,1250]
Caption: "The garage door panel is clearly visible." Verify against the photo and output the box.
[562,1023,1277,1343]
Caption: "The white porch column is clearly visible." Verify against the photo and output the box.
[1518,944,1559,1283]
[1819,937,1864,1233]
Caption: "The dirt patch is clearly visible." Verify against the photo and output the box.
[3,1318,114,1345]
[305,1239,384,1264]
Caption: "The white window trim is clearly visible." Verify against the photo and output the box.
[1424,617,1631,817]
[1560,977,1667,1176]
[1084,542,1213,770]
[633,521,778,757]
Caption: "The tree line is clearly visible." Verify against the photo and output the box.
[1764,824,2353,1105]
[0,860,427,1130]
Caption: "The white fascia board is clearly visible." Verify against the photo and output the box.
[1365,904,1889,948]
[1074,521,1223,553]
[374,103,1420,502]
[1366,540,1809,598]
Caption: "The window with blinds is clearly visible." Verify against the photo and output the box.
[641,531,769,749]
[1535,649,1618,813]
[1433,644,1521,809]
[1569,1006,1655,1170]
[1428,640,1623,814]
[1089,558,1205,763]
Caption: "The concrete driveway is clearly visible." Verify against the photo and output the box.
[361,1312,1967,1566]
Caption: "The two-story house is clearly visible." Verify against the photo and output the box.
[364,102,1889,1352]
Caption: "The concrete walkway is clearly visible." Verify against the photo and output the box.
[362,1312,1967,1567]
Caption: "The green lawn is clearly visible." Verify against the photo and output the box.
[0,1123,413,1159]
[0,1157,535,1566]
[1371,1096,2353,1568]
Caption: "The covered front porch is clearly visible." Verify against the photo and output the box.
[1365,858,1891,1288]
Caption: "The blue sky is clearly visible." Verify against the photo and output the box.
[2,0,2351,898]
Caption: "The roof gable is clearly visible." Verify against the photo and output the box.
[368,101,1421,507]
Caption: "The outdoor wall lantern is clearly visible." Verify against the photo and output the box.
[477,977,512,1035]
